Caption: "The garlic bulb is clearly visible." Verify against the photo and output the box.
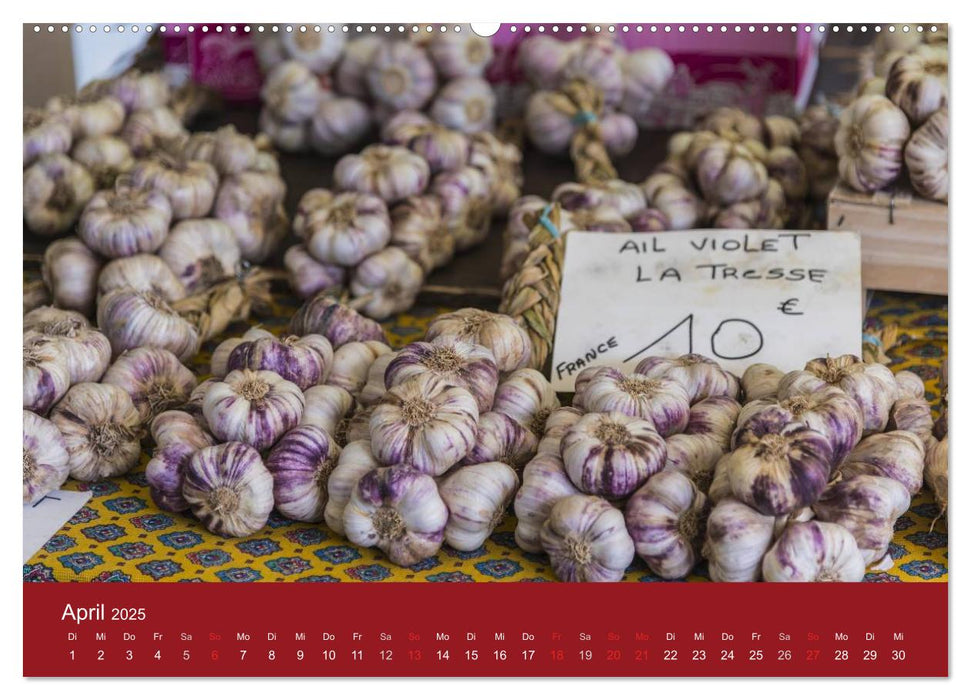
[97,288,199,361]
[834,95,910,192]
[370,374,479,475]
[301,385,355,436]
[215,170,290,263]
[358,352,396,407]
[284,244,346,300]
[514,452,580,552]
[280,28,346,73]
[621,48,675,125]
[885,45,948,126]
[78,187,172,258]
[562,412,666,498]
[293,188,334,239]
[23,410,70,504]
[763,115,801,148]
[310,96,372,156]
[261,60,322,123]
[541,494,635,582]
[581,369,691,437]
[304,192,391,266]
[553,179,647,219]
[778,355,898,434]
[904,108,948,201]
[425,308,532,374]
[430,77,496,134]
[146,410,214,512]
[386,339,498,413]
[184,442,274,537]
[366,41,437,112]
[741,362,784,402]
[71,135,134,188]
[561,39,625,107]
[266,425,342,523]
[110,70,170,112]
[635,354,740,404]
[50,382,142,480]
[323,440,380,534]
[121,107,186,156]
[203,369,305,451]
[128,155,218,221]
[468,131,523,214]
[625,470,706,579]
[342,465,449,567]
[765,146,809,200]
[389,195,442,274]
[385,113,471,175]
[428,28,493,79]
[210,327,274,378]
[102,347,196,423]
[734,389,864,467]
[641,172,702,230]
[180,126,256,176]
[462,412,538,469]
[601,111,639,157]
[159,218,241,293]
[725,424,833,516]
[62,95,127,138]
[492,368,561,438]
[840,430,925,495]
[23,154,95,236]
[711,178,788,231]
[258,108,310,152]
[925,435,948,514]
[894,370,926,400]
[431,166,491,251]
[700,106,765,143]
[334,145,430,204]
[23,336,72,414]
[327,340,393,395]
[762,521,865,582]
[813,474,911,565]
[350,247,425,320]
[523,91,575,155]
[693,139,768,205]
[702,497,779,582]
[335,36,382,99]
[289,293,388,348]
[537,406,583,457]
[24,109,72,166]
[23,313,111,384]
[440,461,519,551]
[517,35,575,90]
[227,333,334,391]
[662,433,725,492]
[24,306,89,332]
[98,254,186,302]
[41,237,102,316]
[887,395,933,445]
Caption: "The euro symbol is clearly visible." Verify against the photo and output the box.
[778,298,803,315]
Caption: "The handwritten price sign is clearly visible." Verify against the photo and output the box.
[550,230,862,391]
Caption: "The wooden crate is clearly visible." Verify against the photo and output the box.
[827,183,948,295]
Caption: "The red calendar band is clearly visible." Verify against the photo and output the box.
[24,582,947,677]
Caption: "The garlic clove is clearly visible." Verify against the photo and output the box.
[324,439,380,535]
[101,347,197,424]
[23,410,70,504]
[461,412,538,469]
[540,494,635,582]
[439,461,520,551]
[202,369,305,451]
[183,442,274,538]
[762,521,865,582]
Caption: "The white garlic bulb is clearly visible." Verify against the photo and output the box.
[41,236,102,316]
[562,411,667,498]
[740,362,784,402]
[537,406,583,457]
[561,39,625,107]
[762,521,865,582]
[430,166,492,252]
[293,188,334,239]
[386,113,471,175]
[641,172,702,231]
[904,107,948,201]
[430,77,496,134]
[366,41,437,111]
[840,430,926,495]
[261,60,322,123]
[693,138,768,205]
[514,452,580,552]
[23,410,70,504]
[23,154,95,236]
[350,247,425,320]
[885,45,948,126]
[553,179,647,219]
[335,36,383,99]
[358,352,396,407]
[23,309,111,384]
[662,432,725,492]
[425,308,532,374]
[440,461,520,551]
[389,195,442,274]
[78,187,172,258]
[517,35,576,90]
[427,28,494,79]
[541,494,635,583]
[226,333,334,391]
[145,410,214,512]
[102,347,197,424]
[280,28,346,73]
[310,96,372,156]
[183,442,274,538]
[61,95,127,138]
[301,384,355,436]
[71,135,134,188]
[210,327,274,378]
[334,145,431,204]
[491,367,561,440]
[266,424,342,523]
[23,336,72,415]
[24,109,72,166]
[50,382,143,481]
[203,369,305,451]
[284,244,346,300]
[620,48,675,125]
[468,131,523,214]
[304,191,391,267]
[834,95,910,192]
[703,497,778,582]
[385,339,498,413]
[625,470,707,579]
[98,254,186,302]
[258,107,310,152]
[327,340,393,396]
[121,107,186,156]
[601,111,639,158]
[110,70,170,112]
[214,170,289,263]
[523,91,575,155]
[97,288,200,361]
[634,354,740,404]
[128,155,218,221]
[159,218,242,293]
[370,374,479,475]
[582,369,691,437]
[324,440,380,535]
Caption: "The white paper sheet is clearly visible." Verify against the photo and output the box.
[23,490,93,564]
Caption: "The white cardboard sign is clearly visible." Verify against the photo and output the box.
[550,230,862,391]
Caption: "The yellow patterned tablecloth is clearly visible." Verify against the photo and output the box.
[24,292,948,584]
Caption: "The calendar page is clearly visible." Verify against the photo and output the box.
[21,15,950,684]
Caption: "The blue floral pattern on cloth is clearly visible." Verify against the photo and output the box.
[108,542,155,561]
